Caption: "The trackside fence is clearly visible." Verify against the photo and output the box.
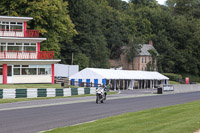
[0,87,97,99]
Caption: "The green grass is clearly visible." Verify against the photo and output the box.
[45,100,200,133]
[0,84,62,89]
[0,95,93,104]
[169,81,180,84]
[0,92,117,104]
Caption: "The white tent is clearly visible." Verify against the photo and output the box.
[69,68,169,81]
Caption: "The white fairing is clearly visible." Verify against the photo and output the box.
[96,87,104,94]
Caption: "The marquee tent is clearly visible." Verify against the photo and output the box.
[69,68,169,90]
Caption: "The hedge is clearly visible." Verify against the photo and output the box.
[162,73,182,81]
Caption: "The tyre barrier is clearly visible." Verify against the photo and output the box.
[0,87,97,99]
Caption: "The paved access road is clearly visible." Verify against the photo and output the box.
[0,92,200,133]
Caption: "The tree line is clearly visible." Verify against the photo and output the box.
[1,0,200,80]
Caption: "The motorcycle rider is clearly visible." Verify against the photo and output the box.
[102,84,107,100]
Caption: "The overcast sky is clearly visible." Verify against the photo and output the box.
[121,0,167,5]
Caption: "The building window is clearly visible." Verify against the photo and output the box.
[0,42,37,52]
[145,57,147,63]
[149,57,151,62]
[0,65,2,75]
[22,68,37,75]
[14,68,20,75]
[142,57,144,63]
[0,46,6,52]
[13,65,51,75]
[0,21,23,31]
[38,68,46,75]
[38,65,51,75]
[8,46,23,51]
[24,46,36,51]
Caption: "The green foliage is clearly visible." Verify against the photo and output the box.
[0,0,77,59]
[125,36,142,69]
[181,73,200,82]
[146,49,157,71]
[73,53,89,70]
[1,0,200,76]
[169,81,180,84]
[162,73,182,81]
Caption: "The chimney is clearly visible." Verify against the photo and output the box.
[149,40,153,45]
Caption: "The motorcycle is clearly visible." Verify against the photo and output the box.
[96,87,107,104]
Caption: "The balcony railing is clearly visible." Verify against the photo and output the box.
[0,51,54,60]
[0,29,40,38]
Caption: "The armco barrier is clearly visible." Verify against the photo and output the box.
[56,89,63,96]
[3,89,15,99]
[16,89,27,98]
[47,88,56,97]
[63,88,71,96]
[27,88,37,98]
[84,87,90,94]
[0,89,3,99]
[38,89,47,97]
[0,87,97,99]
[71,88,78,96]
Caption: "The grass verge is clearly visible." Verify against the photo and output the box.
[0,92,117,104]
[45,100,200,133]
[169,81,180,84]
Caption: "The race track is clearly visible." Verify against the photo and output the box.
[0,92,200,133]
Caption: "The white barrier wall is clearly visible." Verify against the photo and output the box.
[90,87,96,94]
[63,88,71,96]
[27,88,38,98]
[78,88,84,95]
[47,88,56,97]
[0,87,98,99]
[172,84,200,93]
[3,89,16,99]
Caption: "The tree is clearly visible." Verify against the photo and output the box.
[0,0,77,58]
[166,0,200,18]
[65,0,110,68]
[146,49,157,71]
[125,37,142,69]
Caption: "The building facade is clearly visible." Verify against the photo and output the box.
[0,16,60,84]
[109,41,157,71]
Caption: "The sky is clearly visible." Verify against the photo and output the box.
[121,0,167,5]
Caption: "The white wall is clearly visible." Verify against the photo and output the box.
[0,76,2,84]
[13,75,51,83]
[54,64,79,77]
[172,84,200,93]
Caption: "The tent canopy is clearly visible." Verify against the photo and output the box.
[69,68,169,80]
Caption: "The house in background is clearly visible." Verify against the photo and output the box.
[0,16,60,84]
[109,40,158,71]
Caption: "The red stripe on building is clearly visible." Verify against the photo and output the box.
[37,42,40,59]
[3,64,7,84]
[24,21,27,37]
[52,64,55,84]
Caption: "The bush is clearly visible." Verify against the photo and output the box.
[162,73,182,81]
[181,73,200,82]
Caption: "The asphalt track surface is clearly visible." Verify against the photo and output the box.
[0,92,200,133]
